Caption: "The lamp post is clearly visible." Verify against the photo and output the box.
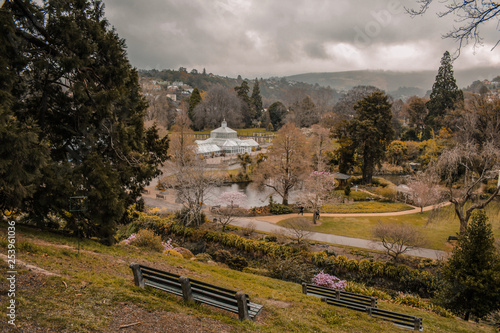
[69,196,88,255]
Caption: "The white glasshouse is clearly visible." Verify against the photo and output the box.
[196,120,259,157]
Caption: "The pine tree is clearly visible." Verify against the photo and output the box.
[188,88,202,124]
[426,51,464,131]
[251,79,263,122]
[0,10,49,214]
[268,101,287,130]
[440,211,500,320]
[4,0,168,242]
[352,91,394,184]
[234,80,254,127]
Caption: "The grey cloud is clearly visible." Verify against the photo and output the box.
[102,0,500,77]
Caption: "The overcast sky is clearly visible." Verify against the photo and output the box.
[103,0,500,78]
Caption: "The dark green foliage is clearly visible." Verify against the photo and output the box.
[251,79,263,121]
[425,51,464,131]
[3,0,168,242]
[0,8,49,215]
[226,256,249,271]
[439,211,500,320]
[268,101,287,130]
[352,91,394,184]
[268,196,293,214]
[344,186,351,196]
[332,119,356,174]
[188,87,202,123]
[234,80,254,127]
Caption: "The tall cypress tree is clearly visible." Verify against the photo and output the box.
[3,0,168,242]
[251,78,263,122]
[188,87,202,124]
[234,80,254,127]
[426,51,463,131]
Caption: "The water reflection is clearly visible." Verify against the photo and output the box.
[204,183,297,208]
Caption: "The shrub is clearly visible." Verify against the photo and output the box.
[226,256,249,271]
[264,235,278,242]
[213,249,232,263]
[269,203,293,215]
[267,254,315,283]
[311,271,347,290]
[123,229,164,252]
[172,247,194,259]
[164,249,183,258]
[344,185,351,196]
[195,253,213,262]
[374,186,397,202]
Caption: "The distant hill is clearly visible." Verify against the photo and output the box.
[285,67,500,97]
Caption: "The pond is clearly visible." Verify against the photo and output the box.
[376,174,411,185]
[204,182,298,209]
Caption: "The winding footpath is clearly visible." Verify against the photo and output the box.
[143,192,450,260]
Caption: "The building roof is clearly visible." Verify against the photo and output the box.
[333,172,351,180]
[211,120,237,134]
[197,144,221,154]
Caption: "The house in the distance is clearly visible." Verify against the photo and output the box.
[196,120,259,157]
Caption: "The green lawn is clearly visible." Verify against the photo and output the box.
[321,201,414,213]
[280,204,500,251]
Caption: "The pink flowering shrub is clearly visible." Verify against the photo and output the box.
[311,271,347,291]
[122,233,137,245]
[162,238,174,251]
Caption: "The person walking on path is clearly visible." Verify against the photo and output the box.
[299,206,304,215]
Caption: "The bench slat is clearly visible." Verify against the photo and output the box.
[131,263,263,320]
[322,298,368,312]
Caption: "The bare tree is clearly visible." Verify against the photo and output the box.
[298,171,336,224]
[253,123,310,205]
[408,1,500,52]
[432,96,500,232]
[164,114,218,227]
[407,172,442,213]
[168,159,219,227]
[308,124,335,172]
[373,222,428,261]
[168,111,195,167]
[213,191,247,232]
[282,218,313,244]
[434,140,500,233]
[192,85,243,130]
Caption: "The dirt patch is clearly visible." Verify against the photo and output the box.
[264,299,292,308]
[0,253,59,277]
[107,303,235,333]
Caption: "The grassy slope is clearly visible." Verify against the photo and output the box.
[0,223,495,333]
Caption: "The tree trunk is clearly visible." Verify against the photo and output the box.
[282,190,289,205]
[464,311,470,321]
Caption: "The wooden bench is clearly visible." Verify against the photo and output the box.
[368,307,423,331]
[302,283,377,310]
[130,263,263,321]
[302,283,422,331]
[156,193,165,199]
[141,189,150,194]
